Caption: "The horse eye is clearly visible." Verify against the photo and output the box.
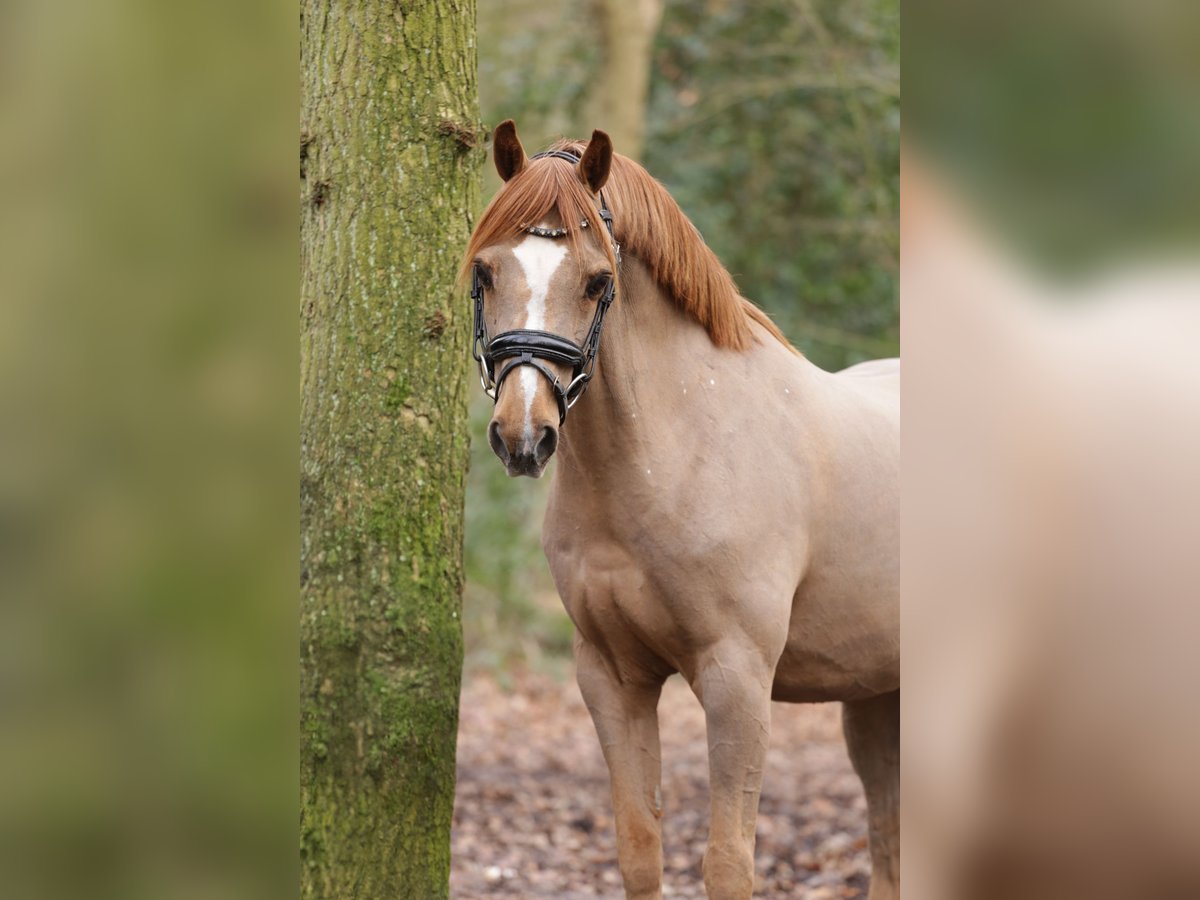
[586,273,611,297]
[474,264,494,290]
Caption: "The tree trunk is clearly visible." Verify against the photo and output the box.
[590,0,665,160]
[300,1,479,897]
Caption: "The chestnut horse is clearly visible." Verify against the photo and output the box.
[463,120,899,899]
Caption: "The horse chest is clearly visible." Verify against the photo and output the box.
[541,521,701,669]
[548,537,652,628]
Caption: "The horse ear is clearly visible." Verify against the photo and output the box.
[493,119,527,182]
[578,129,613,193]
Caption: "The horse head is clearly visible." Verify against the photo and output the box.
[466,120,618,477]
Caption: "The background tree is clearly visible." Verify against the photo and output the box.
[589,0,665,159]
[300,1,480,896]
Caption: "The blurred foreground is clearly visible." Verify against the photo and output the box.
[903,158,1200,898]
[903,1,1200,895]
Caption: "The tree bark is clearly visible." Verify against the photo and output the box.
[590,0,665,160]
[300,1,479,897]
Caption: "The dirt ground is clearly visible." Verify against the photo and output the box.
[451,669,870,898]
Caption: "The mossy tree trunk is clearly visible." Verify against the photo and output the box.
[300,1,479,896]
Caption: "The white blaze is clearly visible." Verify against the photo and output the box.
[511,235,568,440]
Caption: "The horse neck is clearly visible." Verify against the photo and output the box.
[554,255,730,478]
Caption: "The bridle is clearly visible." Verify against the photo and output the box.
[471,148,620,425]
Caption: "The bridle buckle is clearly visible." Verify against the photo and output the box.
[565,372,592,409]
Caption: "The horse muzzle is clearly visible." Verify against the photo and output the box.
[488,417,559,478]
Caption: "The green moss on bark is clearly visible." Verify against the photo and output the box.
[300,0,480,896]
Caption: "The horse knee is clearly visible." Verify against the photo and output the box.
[620,861,663,900]
[620,855,662,899]
[702,841,755,900]
[616,820,663,898]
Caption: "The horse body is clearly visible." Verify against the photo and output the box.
[545,257,898,703]
[465,121,899,899]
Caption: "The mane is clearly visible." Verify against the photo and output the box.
[462,138,794,353]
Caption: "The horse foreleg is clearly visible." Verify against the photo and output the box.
[843,690,900,900]
[691,644,774,900]
[576,638,666,900]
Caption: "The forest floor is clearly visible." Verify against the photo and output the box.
[451,668,870,898]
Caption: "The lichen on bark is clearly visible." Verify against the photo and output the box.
[300,1,480,896]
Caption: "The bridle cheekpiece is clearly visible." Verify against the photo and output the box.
[471,148,621,425]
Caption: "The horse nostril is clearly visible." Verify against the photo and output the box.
[488,420,510,464]
[534,425,558,465]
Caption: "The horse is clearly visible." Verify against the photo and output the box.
[461,119,899,900]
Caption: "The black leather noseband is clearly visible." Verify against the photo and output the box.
[471,148,620,425]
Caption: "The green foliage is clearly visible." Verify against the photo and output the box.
[646,0,899,370]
